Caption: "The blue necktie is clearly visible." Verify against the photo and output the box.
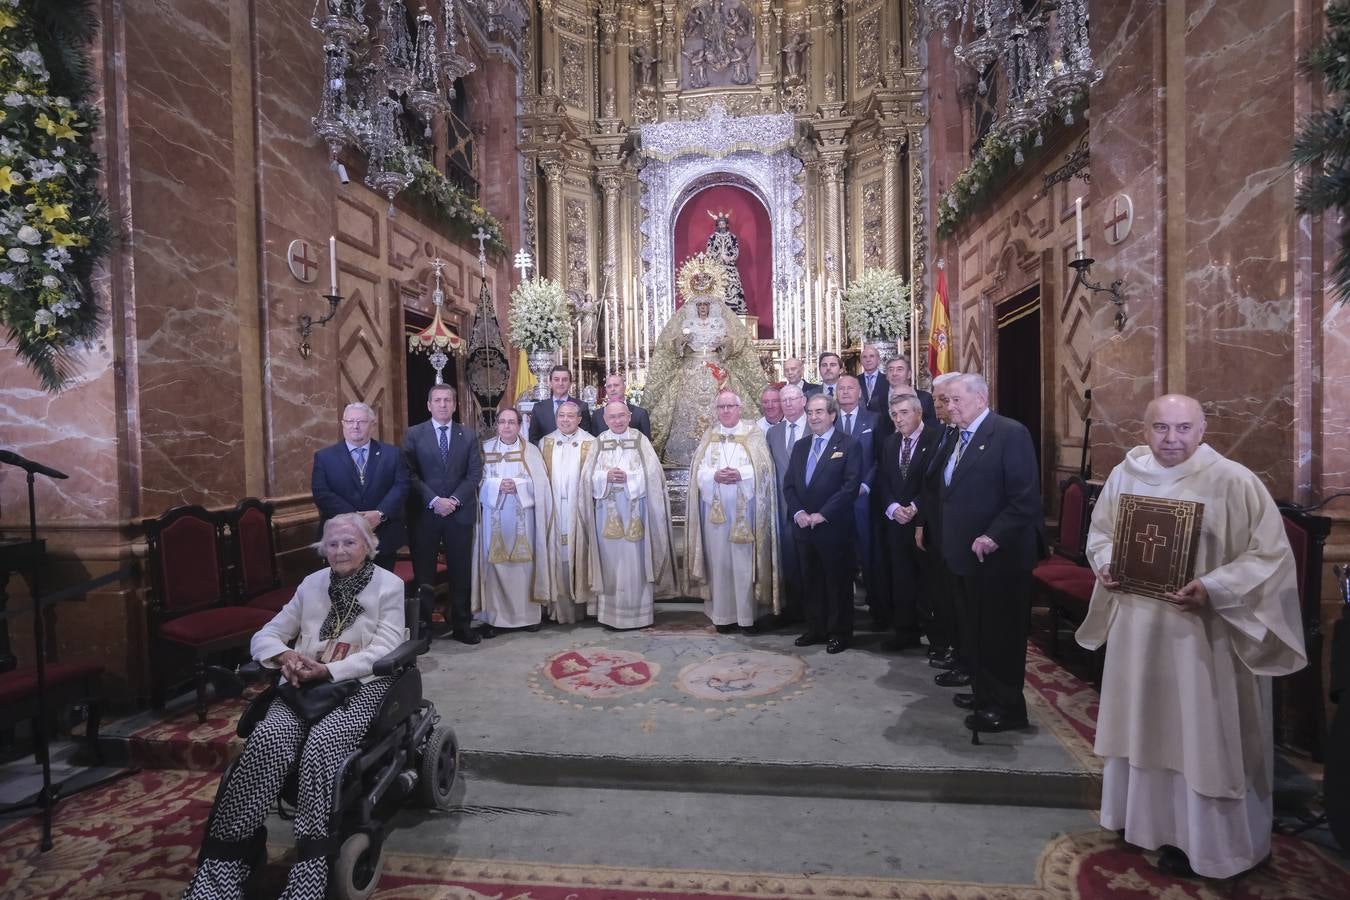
[944,430,972,486]
[805,435,825,484]
[438,425,450,466]
[352,446,367,485]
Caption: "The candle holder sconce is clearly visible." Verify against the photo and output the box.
[1068,256,1126,330]
[298,293,342,358]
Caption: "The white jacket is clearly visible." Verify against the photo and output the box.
[250,565,406,683]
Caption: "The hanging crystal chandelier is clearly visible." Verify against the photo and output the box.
[310,0,477,210]
[923,0,1104,155]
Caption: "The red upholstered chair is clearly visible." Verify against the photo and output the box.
[227,498,296,614]
[143,505,273,722]
[0,662,104,762]
[393,557,448,596]
[1277,505,1332,761]
[1033,476,1101,656]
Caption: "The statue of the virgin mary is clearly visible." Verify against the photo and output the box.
[645,253,765,466]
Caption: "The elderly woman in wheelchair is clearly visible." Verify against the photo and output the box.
[183,512,415,898]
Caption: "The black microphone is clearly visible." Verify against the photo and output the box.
[0,449,69,480]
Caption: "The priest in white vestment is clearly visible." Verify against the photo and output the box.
[1077,394,1305,879]
[471,408,553,633]
[577,400,677,628]
[685,389,779,632]
[540,400,596,623]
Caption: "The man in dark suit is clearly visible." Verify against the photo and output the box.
[527,365,582,444]
[916,372,964,673]
[783,393,862,653]
[834,376,881,621]
[874,393,942,652]
[765,384,809,625]
[587,373,652,439]
[783,357,820,397]
[935,373,1042,733]
[857,345,886,409]
[870,355,938,439]
[311,402,409,571]
[817,352,843,400]
[404,384,484,644]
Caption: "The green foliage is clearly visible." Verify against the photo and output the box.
[1294,1,1350,302]
[404,156,508,256]
[0,0,114,391]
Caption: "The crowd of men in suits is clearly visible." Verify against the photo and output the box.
[310,350,1043,734]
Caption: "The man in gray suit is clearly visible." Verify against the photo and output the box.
[764,383,808,625]
[403,384,483,643]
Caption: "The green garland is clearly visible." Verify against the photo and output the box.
[936,102,1085,241]
[0,0,113,391]
[1292,1,1350,303]
[405,156,508,256]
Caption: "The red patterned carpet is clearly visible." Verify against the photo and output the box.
[1,769,1347,899]
[3,641,1344,899]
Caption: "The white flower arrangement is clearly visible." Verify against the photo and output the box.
[508,277,573,352]
[841,268,912,342]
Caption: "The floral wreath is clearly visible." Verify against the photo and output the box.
[675,251,728,304]
[0,0,113,391]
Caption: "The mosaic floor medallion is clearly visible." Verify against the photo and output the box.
[542,647,659,699]
[675,650,807,701]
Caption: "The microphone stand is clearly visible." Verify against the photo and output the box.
[0,450,134,851]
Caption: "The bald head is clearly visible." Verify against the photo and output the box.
[1144,394,1206,467]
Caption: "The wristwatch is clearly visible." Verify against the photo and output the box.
[378,511,387,523]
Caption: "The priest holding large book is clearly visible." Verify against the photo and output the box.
[1077,394,1305,880]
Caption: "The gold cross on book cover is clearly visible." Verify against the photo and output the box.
[1110,493,1206,600]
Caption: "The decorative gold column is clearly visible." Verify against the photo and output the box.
[820,153,846,281]
[880,132,903,273]
[905,125,928,373]
[599,171,623,374]
[541,158,566,282]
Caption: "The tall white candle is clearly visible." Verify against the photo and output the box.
[1075,196,1084,258]
[328,235,338,295]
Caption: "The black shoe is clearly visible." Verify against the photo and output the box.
[1154,845,1198,879]
[934,669,972,687]
[740,624,760,635]
[452,628,481,645]
[952,692,975,709]
[524,622,542,633]
[825,637,849,654]
[880,634,923,652]
[794,632,827,647]
[927,644,950,659]
[964,708,1030,733]
[715,624,737,634]
[477,624,498,640]
[929,649,959,670]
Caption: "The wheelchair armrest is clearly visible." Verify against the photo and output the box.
[235,660,271,683]
[372,637,431,676]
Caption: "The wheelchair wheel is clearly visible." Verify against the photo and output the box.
[330,831,384,900]
[415,723,459,810]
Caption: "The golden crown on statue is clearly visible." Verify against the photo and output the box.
[676,252,728,303]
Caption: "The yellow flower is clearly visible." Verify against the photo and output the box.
[0,10,16,30]
[35,113,79,141]
[50,230,88,248]
[38,203,70,223]
[0,166,20,193]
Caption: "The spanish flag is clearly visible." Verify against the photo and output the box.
[928,267,953,378]
[510,348,537,403]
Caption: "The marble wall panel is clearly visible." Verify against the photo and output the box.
[1083,0,1166,476]
[124,0,246,512]
[1181,0,1298,497]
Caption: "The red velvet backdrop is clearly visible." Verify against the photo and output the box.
[674,185,773,337]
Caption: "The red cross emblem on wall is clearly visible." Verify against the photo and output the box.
[1103,193,1133,246]
[287,239,319,284]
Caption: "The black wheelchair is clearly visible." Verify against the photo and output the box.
[199,590,458,899]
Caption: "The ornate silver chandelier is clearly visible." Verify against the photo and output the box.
[923,0,1103,161]
[310,0,477,210]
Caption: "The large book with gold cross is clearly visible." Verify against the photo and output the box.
[1110,493,1205,601]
